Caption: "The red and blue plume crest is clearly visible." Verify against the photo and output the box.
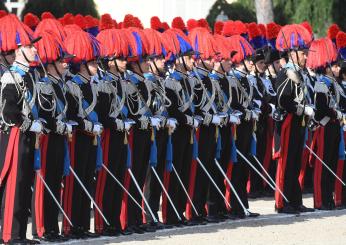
[126,27,149,61]
[248,23,266,50]
[24,13,40,30]
[0,14,35,52]
[99,14,115,31]
[64,30,101,63]
[163,28,192,56]
[35,18,66,42]
[143,28,169,57]
[276,24,312,51]
[225,35,254,64]
[133,17,144,30]
[96,29,129,58]
[336,31,346,60]
[84,16,99,37]
[41,11,55,20]
[327,24,340,43]
[34,31,67,63]
[214,21,224,35]
[306,38,337,70]
[188,27,219,60]
[172,17,186,34]
[150,16,163,32]
[266,22,281,49]
[123,14,135,28]
[63,13,75,26]
[300,21,313,37]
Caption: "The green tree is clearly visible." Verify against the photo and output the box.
[0,0,8,11]
[21,0,99,19]
[206,0,256,29]
[21,0,64,19]
[61,0,99,18]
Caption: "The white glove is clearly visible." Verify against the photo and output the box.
[336,110,343,120]
[93,124,102,134]
[304,106,315,117]
[193,118,200,128]
[251,111,259,121]
[65,123,73,134]
[229,115,241,125]
[124,121,132,131]
[150,117,161,128]
[166,118,177,130]
[29,120,43,133]
[211,115,221,125]
[244,109,252,121]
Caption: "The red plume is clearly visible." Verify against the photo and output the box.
[24,13,40,29]
[171,17,186,32]
[84,15,98,29]
[258,24,266,36]
[99,14,115,31]
[63,13,75,25]
[198,18,211,32]
[143,28,166,56]
[123,14,135,28]
[300,21,313,35]
[214,34,230,60]
[63,24,83,37]
[163,28,191,55]
[327,24,340,40]
[74,14,87,29]
[150,16,162,31]
[306,38,337,69]
[35,18,66,41]
[187,19,198,32]
[133,17,144,29]
[276,24,312,51]
[34,31,66,63]
[266,22,280,40]
[222,20,247,37]
[0,10,7,19]
[97,29,129,58]
[161,22,169,31]
[336,31,346,49]
[0,14,33,52]
[188,27,219,60]
[41,11,55,20]
[214,21,224,35]
[247,22,261,39]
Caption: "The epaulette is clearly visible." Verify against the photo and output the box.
[0,71,23,86]
[164,77,182,92]
[286,68,301,84]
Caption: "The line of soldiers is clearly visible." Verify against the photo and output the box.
[0,10,345,244]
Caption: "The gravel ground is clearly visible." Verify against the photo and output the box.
[35,194,346,245]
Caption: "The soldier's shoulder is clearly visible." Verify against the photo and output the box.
[1,70,23,85]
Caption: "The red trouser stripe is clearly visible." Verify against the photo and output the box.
[312,127,324,208]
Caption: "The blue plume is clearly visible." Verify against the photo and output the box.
[96,136,103,170]
[63,139,70,176]
[250,133,257,156]
[166,134,173,172]
[126,143,132,169]
[15,31,21,45]
[340,47,346,60]
[132,32,143,58]
[339,127,345,160]
[177,35,193,54]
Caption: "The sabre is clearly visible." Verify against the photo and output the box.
[36,171,73,227]
[151,166,181,221]
[101,164,147,215]
[127,169,158,223]
[69,166,110,225]
[214,158,249,216]
[252,155,289,203]
[196,157,231,208]
[172,164,199,216]
[236,150,277,192]
[305,145,346,186]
